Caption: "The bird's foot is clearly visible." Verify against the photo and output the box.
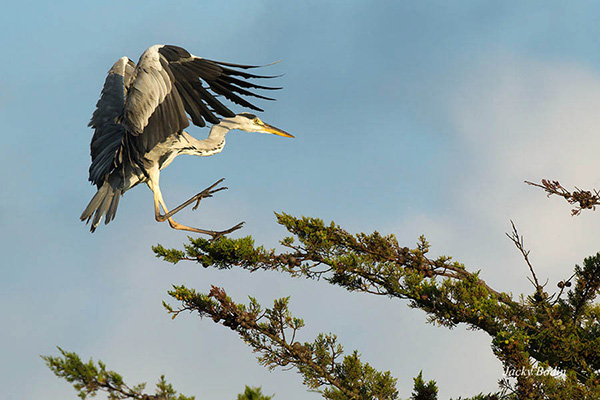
[210,221,245,241]
[192,178,228,211]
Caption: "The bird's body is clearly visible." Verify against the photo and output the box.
[81,45,292,237]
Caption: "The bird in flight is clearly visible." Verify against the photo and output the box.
[81,44,293,239]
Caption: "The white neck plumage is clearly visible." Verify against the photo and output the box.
[179,122,232,157]
[152,120,238,171]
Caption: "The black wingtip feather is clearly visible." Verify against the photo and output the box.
[217,65,283,79]
[209,80,265,112]
[211,60,273,69]
[216,78,278,101]
[219,75,282,91]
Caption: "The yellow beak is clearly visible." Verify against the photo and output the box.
[262,123,294,138]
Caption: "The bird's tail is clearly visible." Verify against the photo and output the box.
[80,175,122,232]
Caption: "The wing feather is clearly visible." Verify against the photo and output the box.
[214,78,277,101]
[213,63,282,79]
[192,82,235,118]
[123,48,178,135]
[219,74,282,91]
[88,57,133,187]
[206,81,265,111]
[174,81,217,125]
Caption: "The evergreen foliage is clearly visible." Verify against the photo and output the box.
[46,209,600,399]
[42,347,193,399]
[152,213,600,399]
[411,371,438,400]
[237,386,273,400]
[164,285,398,400]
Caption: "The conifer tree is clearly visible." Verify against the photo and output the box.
[46,179,600,399]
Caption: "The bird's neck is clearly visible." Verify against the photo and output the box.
[180,123,232,157]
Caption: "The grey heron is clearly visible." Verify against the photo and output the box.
[81,44,293,238]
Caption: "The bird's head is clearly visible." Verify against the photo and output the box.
[221,113,294,138]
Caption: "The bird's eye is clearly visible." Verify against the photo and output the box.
[253,118,262,125]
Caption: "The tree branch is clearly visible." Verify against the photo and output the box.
[42,348,194,400]
[526,179,600,215]
[164,285,398,400]
[506,220,541,291]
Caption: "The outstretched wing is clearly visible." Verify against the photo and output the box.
[88,57,136,188]
[122,44,280,155]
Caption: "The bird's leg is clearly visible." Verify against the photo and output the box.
[155,179,228,221]
[149,180,244,240]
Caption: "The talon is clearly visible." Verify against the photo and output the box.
[204,178,226,192]
[192,185,228,211]
[209,221,245,241]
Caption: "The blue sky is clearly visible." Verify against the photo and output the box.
[3,1,600,399]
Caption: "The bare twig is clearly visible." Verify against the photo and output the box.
[506,220,541,291]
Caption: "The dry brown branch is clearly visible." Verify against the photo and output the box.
[506,220,542,291]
